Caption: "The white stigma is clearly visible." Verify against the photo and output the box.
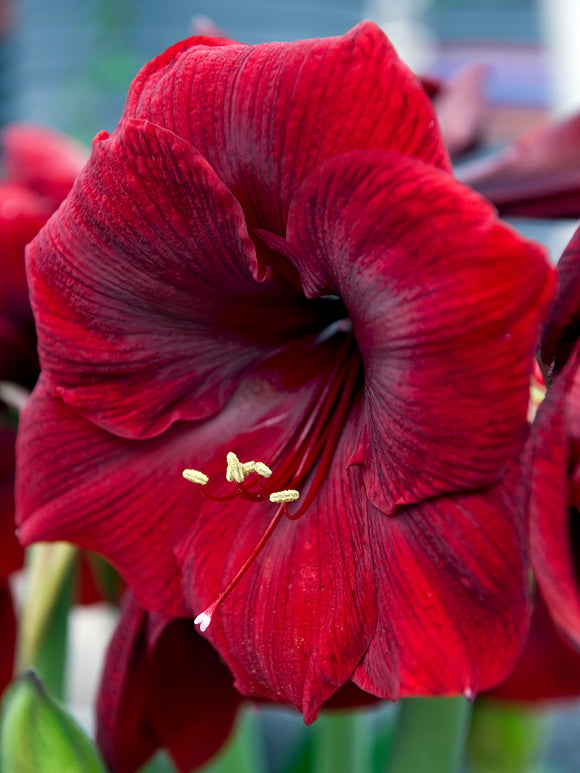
[269,489,300,503]
[182,469,209,485]
[194,611,212,632]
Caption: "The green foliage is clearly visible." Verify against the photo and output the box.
[0,671,106,773]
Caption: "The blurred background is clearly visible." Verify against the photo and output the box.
[3,1,580,771]
[4,0,567,144]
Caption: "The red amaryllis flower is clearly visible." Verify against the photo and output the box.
[487,590,580,703]
[16,23,554,720]
[458,111,580,218]
[530,224,580,648]
[96,591,242,773]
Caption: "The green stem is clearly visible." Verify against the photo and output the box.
[313,711,373,773]
[386,697,472,773]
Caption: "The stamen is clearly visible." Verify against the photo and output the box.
[226,451,246,483]
[269,489,300,503]
[182,469,209,485]
[243,461,272,478]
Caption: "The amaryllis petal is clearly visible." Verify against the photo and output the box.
[27,118,329,439]
[353,461,531,699]
[488,591,580,702]
[272,150,552,514]
[458,111,580,218]
[16,377,187,615]
[2,123,88,208]
[97,592,241,773]
[541,222,580,370]
[530,343,580,648]
[123,21,450,233]
[174,394,376,722]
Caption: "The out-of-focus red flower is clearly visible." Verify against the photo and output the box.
[96,592,243,773]
[0,124,88,692]
[530,224,580,648]
[16,23,554,721]
[421,65,488,159]
[488,590,580,702]
[97,590,381,773]
[458,111,580,218]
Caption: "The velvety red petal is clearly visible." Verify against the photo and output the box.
[123,21,450,233]
[2,123,88,207]
[488,591,580,702]
[541,222,580,370]
[167,345,376,720]
[27,118,326,440]
[530,345,580,648]
[353,461,531,699]
[274,150,553,515]
[0,580,16,694]
[458,111,580,218]
[97,592,241,773]
[16,377,187,616]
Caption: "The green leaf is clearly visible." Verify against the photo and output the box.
[467,699,546,773]
[0,671,107,773]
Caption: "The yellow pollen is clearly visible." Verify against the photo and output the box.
[243,460,273,478]
[269,489,300,503]
[528,380,547,423]
[226,451,247,483]
[182,469,209,486]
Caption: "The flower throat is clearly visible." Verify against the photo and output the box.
[183,331,362,632]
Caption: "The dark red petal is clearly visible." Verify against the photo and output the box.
[16,377,187,616]
[171,364,376,721]
[97,592,241,773]
[353,462,531,699]
[530,345,580,647]
[458,111,580,218]
[541,222,580,370]
[27,118,323,440]
[124,21,450,233]
[488,591,580,702]
[2,123,88,207]
[0,581,15,695]
[278,149,553,514]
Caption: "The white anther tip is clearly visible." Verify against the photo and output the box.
[463,687,475,701]
[182,469,209,485]
[194,612,212,632]
[269,489,300,503]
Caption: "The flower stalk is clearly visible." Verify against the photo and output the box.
[386,697,472,773]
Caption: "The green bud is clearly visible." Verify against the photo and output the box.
[0,671,106,773]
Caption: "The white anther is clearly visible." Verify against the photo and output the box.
[226,451,247,483]
[182,469,209,485]
[269,489,300,503]
[243,460,273,478]
[194,611,212,632]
